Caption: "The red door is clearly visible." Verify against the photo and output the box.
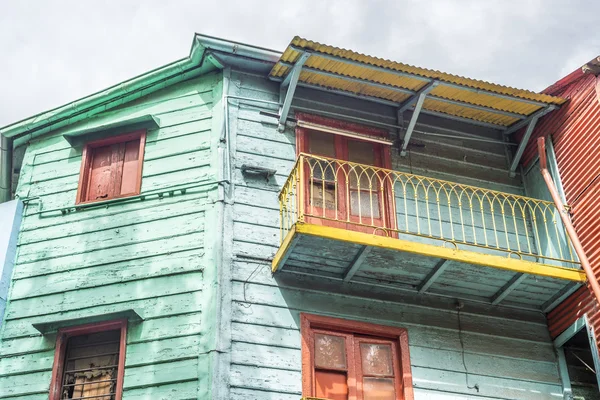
[296,115,395,235]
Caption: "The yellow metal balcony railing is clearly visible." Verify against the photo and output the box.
[280,153,580,268]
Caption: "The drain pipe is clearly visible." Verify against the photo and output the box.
[538,137,600,305]
[0,134,12,203]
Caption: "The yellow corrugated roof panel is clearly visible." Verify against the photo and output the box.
[270,36,566,127]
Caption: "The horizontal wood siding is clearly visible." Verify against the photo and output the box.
[225,71,562,399]
[0,73,222,399]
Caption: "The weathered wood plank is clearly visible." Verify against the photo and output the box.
[122,380,198,400]
[15,230,205,279]
[7,272,203,320]
[1,291,204,342]
[123,359,198,390]
[0,370,51,397]
[125,335,201,367]
[230,287,550,342]
[17,212,204,264]
[11,249,204,300]
[19,195,207,245]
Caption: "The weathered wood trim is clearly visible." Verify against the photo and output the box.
[49,319,128,400]
[300,313,414,400]
[294,223,587,282]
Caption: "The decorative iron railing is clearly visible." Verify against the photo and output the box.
[280,153,580,268]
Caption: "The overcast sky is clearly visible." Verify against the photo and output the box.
[1,0,599,126]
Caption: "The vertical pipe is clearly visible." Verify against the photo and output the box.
[538,137,600,305]
[0,134,13,203]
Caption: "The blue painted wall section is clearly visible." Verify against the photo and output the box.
[220,70,565,399]
[0,200,23,326]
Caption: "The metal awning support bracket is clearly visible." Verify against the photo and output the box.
[397,80,438,115]
[400,81,438,156]
[343,246,372,282]
[508,114,540,177]
[417,258,449,293]
[491,273,527,305]
[278,52,311,132]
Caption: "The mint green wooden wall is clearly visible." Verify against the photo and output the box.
[219,70,565,399]
[0,72,224,399]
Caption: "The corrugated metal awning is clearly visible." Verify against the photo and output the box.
[270,36,566,129]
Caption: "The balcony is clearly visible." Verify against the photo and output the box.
[273,153,585,310]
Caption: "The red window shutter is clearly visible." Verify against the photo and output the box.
[120,139,141,195]
[78,131,145,204]
[86,144,114,202]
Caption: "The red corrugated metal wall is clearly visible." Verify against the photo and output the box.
[522,67,600,342]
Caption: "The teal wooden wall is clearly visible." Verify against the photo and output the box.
[220,70,564,399]
[0,72,224,399]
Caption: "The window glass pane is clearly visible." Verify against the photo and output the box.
[360,343,393,376]
[308,158,336,182]
[315,333,347,369]
[351,191,380,218]
[62,330,120,399]
[308,131,335,157]
[310,183,336,210]
[349,166,378,190]
[348,140,375,165]
[315,370,348,400]
[363,377,396,400]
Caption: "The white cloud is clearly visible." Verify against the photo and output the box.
[1,0,599,126]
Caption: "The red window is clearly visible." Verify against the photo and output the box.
[301,313,414,400]
[49,319,127,400]
[295,113,395,234]
[76,130,146,204]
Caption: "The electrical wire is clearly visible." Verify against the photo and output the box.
[457,306,480,392]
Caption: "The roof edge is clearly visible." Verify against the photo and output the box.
[1,33,282,141]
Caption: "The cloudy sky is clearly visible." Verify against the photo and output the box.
[1,0,599,126]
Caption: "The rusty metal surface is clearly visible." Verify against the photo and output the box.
[524,64,600,340]
[271,36,566,127]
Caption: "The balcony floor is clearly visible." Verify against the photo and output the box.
[273,223,586,311]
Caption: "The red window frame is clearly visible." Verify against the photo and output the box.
[301,313,414,400]
[295,113,395,234]
[76,130,146,204]
[49,319,128,400]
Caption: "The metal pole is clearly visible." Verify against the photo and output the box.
[538,136,600,305]
[0,134,13,203]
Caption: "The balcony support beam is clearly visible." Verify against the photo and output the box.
[290,81,508,130]
[343,246,372,282]
[508,115,540,177]
[397,80,439,115]
[491,273,528,305]
[505,105,556,135]
[418,259,449,293]
[278,52,311,132]
[401,91,427,156]
[542,282,581,313]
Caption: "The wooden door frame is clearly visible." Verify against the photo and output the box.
[295,113,396,233]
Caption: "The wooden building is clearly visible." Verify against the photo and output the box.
[0,34,597,399]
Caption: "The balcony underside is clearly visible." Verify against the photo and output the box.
[273,223,586,311]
